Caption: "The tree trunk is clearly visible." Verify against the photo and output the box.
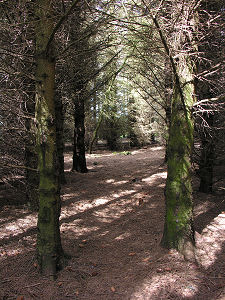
[161,74,196,260]
[69,7,88,174]
[152,10,196,260]
[89,113,103,154]
[24,81,39,211]
[196,0,221,193]
[23,10,39,211]
[55,89,66,184]
[34,0,64,277]
[198,114,214,193]
[164,58,173,163]
[24,107,39,211]
[72,94,88,173]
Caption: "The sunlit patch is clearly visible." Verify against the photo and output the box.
[112,180,128,185]
[62,193,77,200]
[142,171,167,183]
[95,198,109,205]
[92,211,113,223]
[131,273,198,299]
[196,212,225,268]
[62,223,100,237]
[105,179,115,183]
[158,183,166,188]
[115,232,130,240]
[0,212,37,262]
[0,214,36,240]
[0,246,26,259]
[150,146,164,151]
[60,188,138,224]
[112,190,136,197]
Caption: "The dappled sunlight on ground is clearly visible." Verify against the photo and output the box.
[196,212,225,268]
[0,146,224,299]
[142,171,167,183]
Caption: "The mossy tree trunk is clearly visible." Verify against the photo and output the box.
[161,64,196,260]
[34,0,64,277]
[153,12,196,260]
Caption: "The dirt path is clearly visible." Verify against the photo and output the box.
[0,146,224,299]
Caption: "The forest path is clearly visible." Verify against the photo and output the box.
[0,146,225,299]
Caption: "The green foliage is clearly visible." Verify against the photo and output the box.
[120,151,132,155]
[113,151,132,155]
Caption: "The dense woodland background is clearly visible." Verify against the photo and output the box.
[0,0,225,282]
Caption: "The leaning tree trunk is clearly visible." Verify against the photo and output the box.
[34,0,64,277]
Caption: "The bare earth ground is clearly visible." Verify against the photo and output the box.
[0,146,225,300]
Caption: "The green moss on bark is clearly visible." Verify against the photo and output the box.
[161,63,196,260]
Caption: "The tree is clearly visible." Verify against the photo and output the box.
[34,0,64,277]
[195,0,225,193]
[68,6,88,173]
[55,86,66,183]
[150,1,197,259]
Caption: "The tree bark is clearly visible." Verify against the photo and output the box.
[198,114,214,193]
[195,0,221,193]
[69,7,88,173]
[55,89,66,184]
[164,57,173,163]
[34,0,63,277]
[161,77,195,260]
[154,11,196,260]
[72,93,88,173]
[24,100,39,211]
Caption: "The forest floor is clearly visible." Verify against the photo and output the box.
[0,146,225,300]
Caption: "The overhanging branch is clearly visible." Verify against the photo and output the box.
[45,0,82,54]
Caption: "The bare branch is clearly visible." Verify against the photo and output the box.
[45,0,82,54]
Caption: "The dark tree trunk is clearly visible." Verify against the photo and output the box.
[198,114,214,193]
[106,119,118,151]
[68,6,88,174]
[72,95,88,173]
[23,9,39,211]
[195,0,221,193]
[55,90,66,184]
[23,75,39,210]
[24,103,39,211]
[164,58,173,163]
